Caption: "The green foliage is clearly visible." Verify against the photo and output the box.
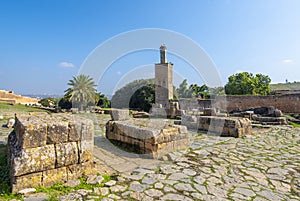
[58,97,72,110]
[177,79,190,98]
[111,79,154,110]
[64,74,97,111]
[224,72,271,95]
[96,93,111,108]
[0,103,46,113]
[39,98,57,107]
[177,79,210,98]
[129,84,155,112]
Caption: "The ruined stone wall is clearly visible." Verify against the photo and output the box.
[182,115,252,138]
[0,90,39,105]
[179,94,300,113]
[8,114,95,192]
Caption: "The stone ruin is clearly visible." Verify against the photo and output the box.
[182,115,252,138]
[106,110,190,159]
[7,114,95,193]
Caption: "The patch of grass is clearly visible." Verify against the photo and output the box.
[0,103,47,113]
[36,174,112,199]
[0,145,22,200]
[290,122,300,128]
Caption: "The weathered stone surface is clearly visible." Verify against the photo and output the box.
[110,109,130,121]
[11,172,42,193]
[106,119,189,159]
[68,120,82,142]
[8,114,94,192]
[196,116,252,137]
[9,133,55,176]
[78,140,93,163]
[47,121,69,144]
[55,142,78,167]
[18,188,36,195]
[14,116,47,148]
[43,167,67,187]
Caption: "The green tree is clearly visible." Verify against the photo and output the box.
[129,84,155,112]
[58,96,72,110]
[177,79,190,98]
[225,72,271,95]
[189,84,209,98]
[111,79,154,109]
[39,98,57,107]
[64,74,96,111]
[96,93,111,108]
[253,74,271,95]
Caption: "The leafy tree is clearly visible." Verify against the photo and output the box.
[177,79,190,98]
[111,79,154,109]
[189,84,209,98]
[129,84,155,112]
[58,96,72,110]
[253,74,271,95]
[39,98,57,107]
[64,74,96,110]
[96,93,111,108]
[225,72,271,95]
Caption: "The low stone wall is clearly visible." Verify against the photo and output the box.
[179,94,300,113]
[8,114,95,192]
[182,115,252,138]
[106,119,190,159]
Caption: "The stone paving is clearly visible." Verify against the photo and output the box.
[57,126,300,201]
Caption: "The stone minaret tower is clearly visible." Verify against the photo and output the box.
[155,44,174,108]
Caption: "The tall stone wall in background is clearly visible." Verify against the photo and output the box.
[8,114,95,193]
[179,94,300,113]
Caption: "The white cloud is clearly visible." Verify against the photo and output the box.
[59,61,75,68]
[116,71,122,75]
[282,59,293,63]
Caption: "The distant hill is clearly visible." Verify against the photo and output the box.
[270,82,300,91]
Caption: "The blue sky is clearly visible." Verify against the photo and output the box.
[0,0,299,96]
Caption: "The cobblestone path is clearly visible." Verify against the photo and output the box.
[58,126,300,200]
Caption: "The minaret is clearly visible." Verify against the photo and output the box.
[155,44,174,108]
[160,44,167,63]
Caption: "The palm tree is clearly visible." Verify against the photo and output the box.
[64,74,96,111]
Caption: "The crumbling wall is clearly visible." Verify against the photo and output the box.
[8,114,95,192]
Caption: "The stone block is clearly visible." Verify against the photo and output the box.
[14,116,47,148]
[10,143,56,176]
[68,120,82,142]
[81,119,94,141]
[11,172,42,193]
[55,142,78,167]
[47,121,69,144]
[43,167,67,187]
[111,109,130,121]
[78,140,93,163]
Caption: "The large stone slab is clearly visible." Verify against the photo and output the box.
[106,120,190,159]
[11,172,42,193]
[8,132,56,176]
[14,116,47,148]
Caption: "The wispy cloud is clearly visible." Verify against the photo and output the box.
[59,61,75,68]
[116,71,122,75]
[282,59,293,63]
